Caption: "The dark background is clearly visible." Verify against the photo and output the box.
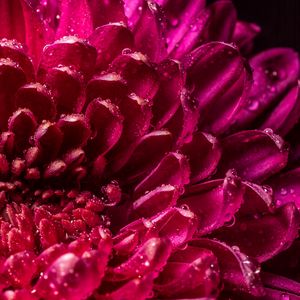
[232,0,300,53]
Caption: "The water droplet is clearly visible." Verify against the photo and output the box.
[281,293,290,300]
[180,204,190,211]
[247,100,259,111]
[280,188,287,196]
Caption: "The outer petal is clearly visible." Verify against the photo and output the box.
[191,239,264,296]
[214,203,300,262]
[231,48,300,131]
[181,131,221,183]
[260,84,300,136]
[179,170,244,236]
[184,42,251,136]
[134,152,190,198]
[216,130,289,182]
[154,247,220,298]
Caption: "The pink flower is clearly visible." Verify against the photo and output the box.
[0,0,299,299]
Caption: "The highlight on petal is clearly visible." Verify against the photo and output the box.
[183,42,251,136]
[191,239,264,296]
[154,246,220,298]
[260,84,300,136]
[216,129,289,182]
[179,170,244,236]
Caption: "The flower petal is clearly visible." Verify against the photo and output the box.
[154,246,220,298]
[55,0,93,39]
[179,170,243,235]
[214,203,300,262]
[231,48,300,131]
[134,152,190,198]
[88,23,134,71]
[181,131,221,183]
[260,84,300,136]
[191,239,264,296]
[216,130,289,182]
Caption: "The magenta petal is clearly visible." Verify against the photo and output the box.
[134,152,190,198]
[15,83,56,121]
[132,185,179,218]
[184,42,250,135]
[231,48,300,130]
[216,130,289,182]
[44,66,85,114]
[152,59,185,128]
[181,131,221,183]
[154,246,220,298]
[85,99,123,157]
[109,52,159,100]
[35,249,110,300]
[38,37,97,81]
[214,203,300,263]
[232,21,261,55]
[55,0,93,39]
[134,0,167,62]
[179,170,243,236]
[260,84,300,136]
[191,239,264,296]
[88,23,134,71]
[0,0,53,65]
[106,237,171,281]
[268,167,300,209]
[168,1,236,59]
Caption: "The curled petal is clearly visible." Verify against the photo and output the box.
[109,52,159,100]
[232,21,261,55]
[216,130,289,182]
[191,239,264,296]
[55,0,93,39]
[15,83,56,121]
[43,65,85,114]
[0,0,53,65]
[181,131,221,183]
[106,237,171,281]
[88,23,134,71]
[134,0,167,62]
[214,203,300,262]
[268,167,300,209]
[231,48,300,130]
[184,42,251,135]
[260,84,300,136]
[154,247,220,298]
[38,37,97,81]
[134,152,190,198]
[85,99,123,158]
[152,59,185,128]
[179,170,243,235]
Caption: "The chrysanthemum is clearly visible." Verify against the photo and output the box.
[0,0,299,299]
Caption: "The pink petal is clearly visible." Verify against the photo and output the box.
[55,0,93,39]
[152,59,185,128]
[38,37,97,81]
[85,99,123,158]
[134,152,190,198]
[191,239,264,296]
[260,84,300,136]
[216,130,289,182]
[133,0,167,62]
[231,48,300,131]
[183,42,251,136]
[109,52,159,100]
[0,0,53,66]
[88,23,134,71]
[181,131,221,183]
[179,170,243,236]
[43,65,85,114]
[154,247,220,298]
[15,83,56,121]
[214,203,300,262]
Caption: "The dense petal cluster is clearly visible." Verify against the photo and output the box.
[0,0,299,299]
